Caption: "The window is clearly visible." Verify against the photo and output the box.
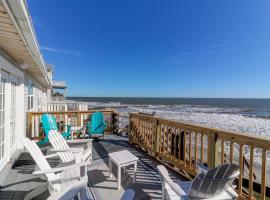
[27,80,34,110]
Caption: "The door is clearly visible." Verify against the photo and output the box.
[0,72,8,169]
[9,76,17,154]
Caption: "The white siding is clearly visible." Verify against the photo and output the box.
[0,54,49,171]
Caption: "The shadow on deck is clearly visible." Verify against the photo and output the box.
[0,134,186,200]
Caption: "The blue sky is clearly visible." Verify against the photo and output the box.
[28,0,270,98]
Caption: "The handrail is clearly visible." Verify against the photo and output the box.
[29,109,115,115]
[129,112,270,200]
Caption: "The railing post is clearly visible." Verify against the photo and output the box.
[153,118,159,157]
[207,132,218,168]
[27,113,32,139]
[112,111,119,134]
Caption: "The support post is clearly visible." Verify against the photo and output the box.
[207,132,218,168]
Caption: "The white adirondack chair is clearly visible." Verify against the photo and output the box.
[47,129,93,164]
[22,137,92,200]
[157,164,239,200]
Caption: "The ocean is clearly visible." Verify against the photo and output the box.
[67,97,270,138]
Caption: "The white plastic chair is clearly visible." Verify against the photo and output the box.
[47,129,93,163]
[22,137,92,200]
[157,164,239,200]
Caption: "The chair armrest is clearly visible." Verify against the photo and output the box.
[48,147,84,153]
[44,152,76,161]
[33,161,92,175]
[44,153,61,159]
[66,139,93,144]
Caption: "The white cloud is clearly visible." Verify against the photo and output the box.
[166,52,190,65]
[41,46,81,56]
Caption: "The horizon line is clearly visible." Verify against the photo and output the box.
[67,96,270,100]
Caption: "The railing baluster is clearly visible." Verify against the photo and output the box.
[178,129,182,162]
[201,134,204,163]
[238,144,243,197]
[221,140,225,164]
[174,128,177,159]
[189,131,192,168]
[194,133,198,166]
[168,127,171,156]
[249,146,254,200]
[183,131,186,166]
[261,149,267,200]
[166,126,169,155]
[230,141,234,163]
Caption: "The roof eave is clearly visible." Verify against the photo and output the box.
[1,0,51,88]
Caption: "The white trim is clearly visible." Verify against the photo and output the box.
[0,71,9,171]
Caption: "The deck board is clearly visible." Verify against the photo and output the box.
[0,134,186,200]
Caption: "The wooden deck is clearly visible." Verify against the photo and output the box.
[0,134,185,200]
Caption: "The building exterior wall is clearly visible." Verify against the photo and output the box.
[0,54,49,171]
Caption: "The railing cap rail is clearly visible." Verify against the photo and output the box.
[28,109,116,115]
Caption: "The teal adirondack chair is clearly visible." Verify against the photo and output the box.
[87,112,106,139]
[37,113,71,146]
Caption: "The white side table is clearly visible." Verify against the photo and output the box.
[109,150,139,190]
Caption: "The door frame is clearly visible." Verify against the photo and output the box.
[0,71,9,171]
[9,75,18,156]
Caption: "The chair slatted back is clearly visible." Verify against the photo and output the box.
[21,137,57,187]
[88,112,106,134]
[188,164,239,199]
[41,114,58,136]
[48,130,73,162]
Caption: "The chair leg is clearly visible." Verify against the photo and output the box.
[109,159,112,178]
[24,183,48,200]
[133,162,137,183]
[118,166,121,190]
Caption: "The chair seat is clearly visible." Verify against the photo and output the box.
[165,181,238,200]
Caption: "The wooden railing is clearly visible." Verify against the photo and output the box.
[27,109,119,139]
[129,113,270,200]
[39,101,89,112]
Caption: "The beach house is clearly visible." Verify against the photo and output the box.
[0,0,269,199]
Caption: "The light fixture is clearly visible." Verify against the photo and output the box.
[19,62,29,69]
